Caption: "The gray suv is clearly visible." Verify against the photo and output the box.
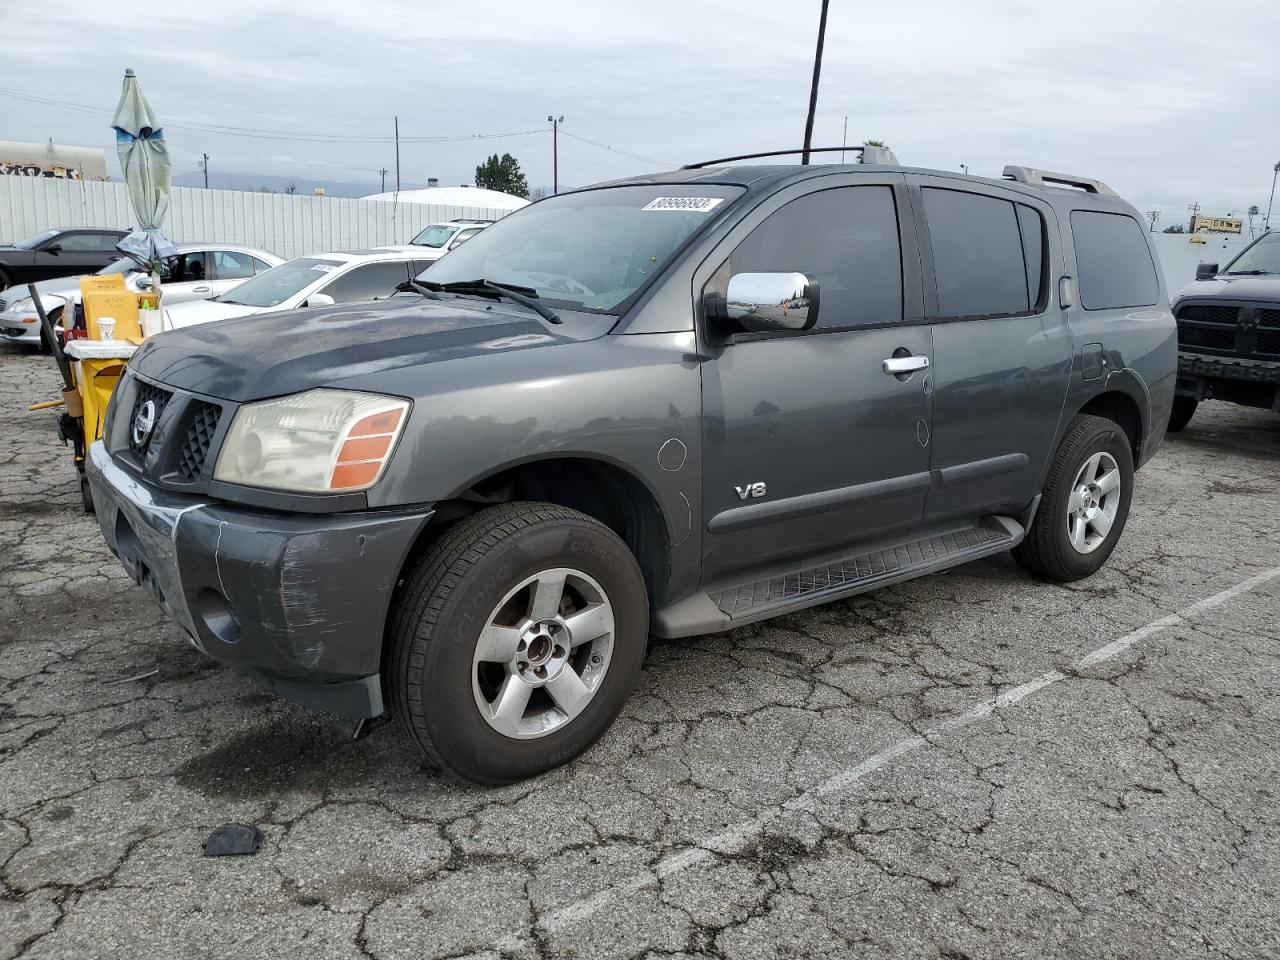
[85,150,1176,784]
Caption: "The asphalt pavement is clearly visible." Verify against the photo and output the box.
[2,342,1278,959]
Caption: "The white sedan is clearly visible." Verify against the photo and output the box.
[0,243,282,348]
[164,248,431,329]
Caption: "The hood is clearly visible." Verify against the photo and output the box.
[165,298,260,330]
[131,295,602,402]
[1174,275,1280,305]
[2,274,82,305]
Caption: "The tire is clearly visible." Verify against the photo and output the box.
[385,501,648,785]
[1167,395,1197,433]
[79,474,95,514]
[1013,414,1134,582]
[0,268,10,292]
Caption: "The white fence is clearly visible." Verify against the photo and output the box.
[0,177,512,260]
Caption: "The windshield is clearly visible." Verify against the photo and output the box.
[15,229,59,250]
[1224,233,1280,275]
[411,225,456,249]
[418,185,745,313]
[219,258,342,307]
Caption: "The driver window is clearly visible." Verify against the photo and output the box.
[723,186,903,330]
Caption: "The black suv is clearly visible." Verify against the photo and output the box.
[86,152,1176,783]
[1169,230,1280,430]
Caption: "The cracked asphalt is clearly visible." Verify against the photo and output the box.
[2,340,1279,960]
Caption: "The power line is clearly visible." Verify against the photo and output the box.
[557,130,670,168]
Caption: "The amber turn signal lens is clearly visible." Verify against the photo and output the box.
[327,406,407,491]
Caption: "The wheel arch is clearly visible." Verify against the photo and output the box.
[1075,384,1146,465]
[401,454,673,610]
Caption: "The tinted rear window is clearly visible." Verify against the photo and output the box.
[1070,211,1159,310]
[923,188,1029,318]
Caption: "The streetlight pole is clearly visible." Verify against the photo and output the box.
[199,153,209,188]
[548,115,563,194]
[800,0,831,165]
[1266,160,1280,233]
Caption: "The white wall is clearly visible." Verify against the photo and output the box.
[0,177,511,260]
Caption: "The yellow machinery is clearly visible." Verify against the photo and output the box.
[27,275,155,511]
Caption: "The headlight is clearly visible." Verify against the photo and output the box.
[213,389,410,494]
[8,297,34,314]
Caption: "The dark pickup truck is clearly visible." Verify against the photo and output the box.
[1168,230,1280,430]
[85,150,1176,784]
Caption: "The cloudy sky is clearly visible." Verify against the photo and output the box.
[2,0,1277,223]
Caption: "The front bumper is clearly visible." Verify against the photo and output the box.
[0,310,42,343]
[86,441,433,720]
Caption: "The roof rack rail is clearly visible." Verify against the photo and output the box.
[1002,165,1116,196]
[682,145,899,170]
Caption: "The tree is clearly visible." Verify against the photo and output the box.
[1248,204,1260,236]
[1162,224,1186,234]
[863,139,886,147]
[474,153,529,198]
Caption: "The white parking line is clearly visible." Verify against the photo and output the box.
[498,565,1280,950]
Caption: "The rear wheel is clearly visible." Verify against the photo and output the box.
[386,502,648,784]
[1013,414,1134,582]
[1167,395,1197,433]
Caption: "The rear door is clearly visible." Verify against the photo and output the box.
[908,176,1072,524]
[698,175,935,583]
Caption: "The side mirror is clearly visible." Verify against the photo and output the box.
[305,293,335,307]
[135,275,154,290]
[44,243,62,255]
[1195,262,1219,280]
[705,272,819,334]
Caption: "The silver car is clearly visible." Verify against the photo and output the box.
[0,243,282,347]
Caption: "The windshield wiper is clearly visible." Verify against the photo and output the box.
[421,278,561,324]
[394,278,443,299]
[1225,269,1271,276]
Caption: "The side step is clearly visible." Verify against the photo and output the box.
[652,517,1023,638]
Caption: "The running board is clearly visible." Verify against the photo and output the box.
[652,516,1024,638]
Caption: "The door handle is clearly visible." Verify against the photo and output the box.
[883,355,930,375]
[192,285,211,294]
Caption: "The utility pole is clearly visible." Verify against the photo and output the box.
[800,0,830,165]
[379,167,388,193]
[199,153,209,188]
[1266,161,1280,233]
[394,117,401,192]
[1146,210,1160,232]
[548,115,564,194]
[840,116,847,163]
[1187,201,1200,233]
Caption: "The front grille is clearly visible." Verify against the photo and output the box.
[1178,324,1237,352]
[1258,331,1280,359]
[176,401,222,480]
[0,297,7,312]
[1178,304,1239,325]
[1260,309,1280,329]
[128,381,173,458]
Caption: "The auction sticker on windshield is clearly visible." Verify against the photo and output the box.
[641,197,725,213]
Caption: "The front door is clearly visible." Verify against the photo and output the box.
[699,178,935,583]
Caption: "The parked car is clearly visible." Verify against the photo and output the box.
[161,248,429,329]
[0,227,129,289]
[407,219,493,261]
[86,152,1175,784]
[1167,229,1280,430]
[0,244,282,348]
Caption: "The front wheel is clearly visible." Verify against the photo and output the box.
[1013,414,1134,582]
[385,502,648,785]
[1167,395,1197,433]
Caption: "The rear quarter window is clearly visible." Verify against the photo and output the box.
[1070,211,1159,310]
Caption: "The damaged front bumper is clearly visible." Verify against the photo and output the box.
[86,441,433,722]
